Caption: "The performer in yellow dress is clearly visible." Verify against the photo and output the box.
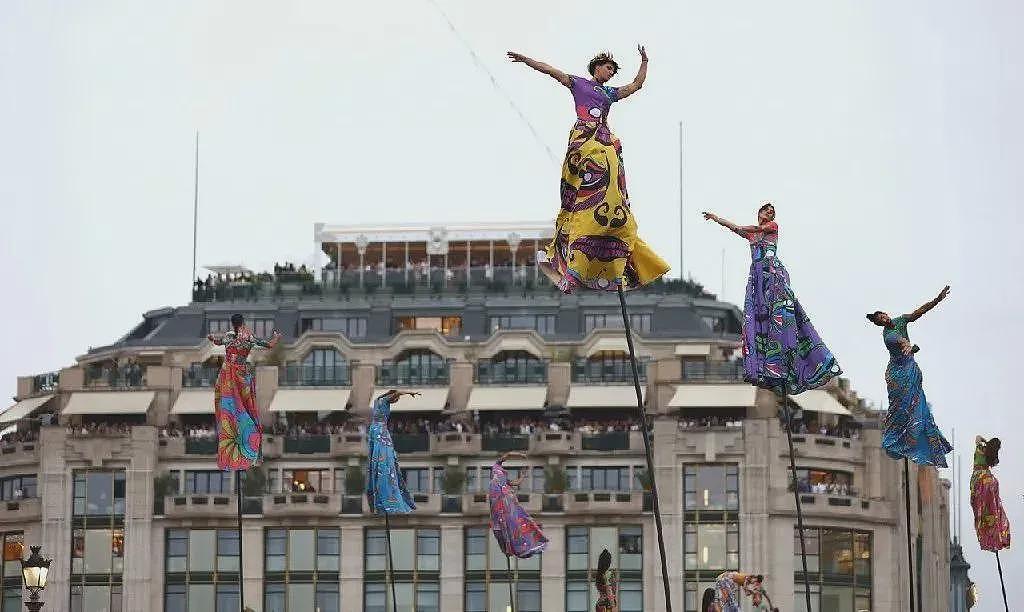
[508,47,670,292]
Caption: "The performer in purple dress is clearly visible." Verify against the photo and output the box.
[488,452,547,558]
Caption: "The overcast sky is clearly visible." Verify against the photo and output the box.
[2,0,1021,603]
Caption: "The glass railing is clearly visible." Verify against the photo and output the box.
[581,431,630,451]
[572,360,647,384]
[283,435,331,454]
[681,361,745,382]
[182,366,220,388]
[392,433,429,454]
[32,372,59,393]
[185,438,218,455]
[378,363,449,386]
[482,434,530,452]
[279,365,351,387]
[85,366,147,388]
[476,361,547,385]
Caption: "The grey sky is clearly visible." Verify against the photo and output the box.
[2,0,1021,603]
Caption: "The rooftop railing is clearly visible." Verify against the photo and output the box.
[571,359,647,384]
[681,360,745,383]
[32,372,59,393]
[84,365,147,388]
[279,364,352,387]
[182,365,220,388]
[378,361,450,387]
[475,359,547,385]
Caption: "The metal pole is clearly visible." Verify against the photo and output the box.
[903,459,916,612]
[616,287,673,612]
[995,550,1009,612]
[192,131,199,294]
[236,471,245,612]
[506,555,517,612]
[783,402,812,612]
[678,121,683,280]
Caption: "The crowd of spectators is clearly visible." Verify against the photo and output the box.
[87,359,145,388]
[67,421,131,437]
[796,476,853,496]
[0,429,38,446]
[678,416,744,430]
[782,419,861,439]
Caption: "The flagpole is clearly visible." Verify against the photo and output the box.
[192,131,199,292]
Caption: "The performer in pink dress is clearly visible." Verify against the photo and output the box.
[488,451,547,558]
[970,436,1010,552]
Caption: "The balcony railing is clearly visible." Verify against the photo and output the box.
[378,362,449,387]
[283,435,331,454]
[681,360,745,382]
[279,364,351,387]
[581,431,630,451]
[85,365,147,388]
[572,359,647,384]
[185,437,218,455]
[32,372,59,393]
[476,360,547,385]
[392,433,429,454]
[482,434,530,452]
[182,365,220,388]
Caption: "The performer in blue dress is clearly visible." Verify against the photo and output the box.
[867,286,953,466]
[366,390,420,514]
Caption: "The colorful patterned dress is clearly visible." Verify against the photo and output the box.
[879,316,952,466]
[366,393,416,514]
[738,221,841,394]
[488,461,547,558]
[970,439,1010,551]
[712,571,745,612]
[544,75,670,293]
[213,329,269,471]
[595,569,619,612]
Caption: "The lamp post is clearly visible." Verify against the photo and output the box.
[21,545,51,612]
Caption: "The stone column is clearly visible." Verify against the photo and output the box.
[39,427,72,612]
[241,518,263,610]
[547,363,571,408]
[440,524,464,610]
[448,362,473,413]
[255,365,279,427]
[649,419,682,612]
[341,525,365,612]
[122,427,158,612]
[540,523,565,611]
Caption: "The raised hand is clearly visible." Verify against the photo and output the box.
[936,285,951,301]
[638,44,648,62]
[702,211,718,222]
[507,51,526,63]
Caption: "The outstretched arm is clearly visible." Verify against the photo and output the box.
[507,51,572,88]
[904,285,950,322]
[206,333,226,346]
[703,212,768,239]
[255,330,283,349]
[499,451,528,463]
[615,45,648,100]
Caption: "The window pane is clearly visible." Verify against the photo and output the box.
[820,529,853,575]
[288,583,315,611]
[316,583,340,612]
[189,530,216,572]
[416,582,440,612]
[265,583,286,612]
[696,524,726,570]
[85,586,111,612]
[392,529,414,572]
[164,585,186,612]
[288,530,316,572]
[590,527,617,565]
[86,473,114,515]
[821,585,854,612]
[84,529,112,573]
[620,580,643,612]
[566,580,590,612]
[215,584,239,612]
[189,584,214,612]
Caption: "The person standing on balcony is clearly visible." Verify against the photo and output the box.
[866,286,953,466]
[507,47,670,293]
[366,390,420,514]
[488,451,548,558]
[703,202,841,395]
[207,313,280,470]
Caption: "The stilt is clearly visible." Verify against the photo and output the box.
[235,471,246,612]
[782,402,811,612]
[383,513,398,612]
[903,459,916,612]
[617,287,674,612]
[995,550,1009,612]
[505,555,517,612]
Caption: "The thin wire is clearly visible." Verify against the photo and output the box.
[423,0,558,164]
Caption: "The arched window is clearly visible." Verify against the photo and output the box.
[476,351,547,384]
[379,350,448,386]
[283,348,349,386]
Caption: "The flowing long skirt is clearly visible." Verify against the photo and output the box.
[489,482,547,558]
[881,356,952,466]
[214,362,263,471]
[970,468,1011,551]
[545,120,669,293]
[742,254,841,394]
[366,423,416,514]
[713,576,742,612]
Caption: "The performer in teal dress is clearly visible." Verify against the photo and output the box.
[366,390,419,514]
[867,286,953,466]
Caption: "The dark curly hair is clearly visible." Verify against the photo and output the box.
[984,438,1001,467]
[587,52,619,76]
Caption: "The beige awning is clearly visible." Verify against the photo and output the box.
[567,385,645,408]
[170,391,215,415]
[0,395,55,424]
[793,389,851,416]
[63,392,155,416]
[668,384,757,408]
[270,389,351,413]
[584,337,629,357]
[370,389,449,412]
[467,386,547,411]
[674,344,712,357]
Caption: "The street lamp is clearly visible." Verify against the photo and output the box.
[21,545,50,612]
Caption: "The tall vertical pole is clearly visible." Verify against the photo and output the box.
[505,555,517,612]
[384,514,398,612]
[192,131,200,293]
[678,121,684,280]
[617,287,673,612]
[236,471,245,612]
[995,550,1009,612]
[783,402,812,611]
[903,459,916,612]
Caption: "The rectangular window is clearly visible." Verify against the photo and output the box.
[578,466,631,491]
[262,528,341,611]
[794,528,872,612]
[184,470,232,495]
[565,526,642,611]
[0,533,22,607]
[464,526,541,611]
[395,316,462,336]
[683,465,739,511]
[301,316,367,338]
[0,476,36,501]
[72,471,126,516]
[584,313,651,333]
[401,468,430,494]
[488,315,556,335]
[365,528,441,611]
